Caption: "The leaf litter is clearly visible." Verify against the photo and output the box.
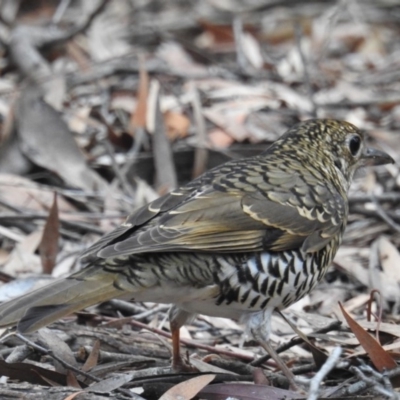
[0,1,399,399]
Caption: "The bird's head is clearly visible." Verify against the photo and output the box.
[275,119,394,190]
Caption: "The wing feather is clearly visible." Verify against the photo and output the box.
[83,157,346,260]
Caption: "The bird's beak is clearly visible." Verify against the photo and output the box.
[362,147,394,166]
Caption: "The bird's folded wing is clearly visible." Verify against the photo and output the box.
[241,190,345,252]
[87,181,344,258]
[80,187,194,262]
[96,190,267,257]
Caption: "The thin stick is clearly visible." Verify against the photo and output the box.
[15,333,101,383]
[307,346,342,400]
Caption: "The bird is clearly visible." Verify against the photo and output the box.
[0,119,393,386]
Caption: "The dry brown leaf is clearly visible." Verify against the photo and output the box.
[253,367,270,385]
[62,392,84,400]
[0,359,73,386]
[66,40,91,71]
[159,374,215,400]
[130,57,149,133]
[279,311,327,368]
[66,370,81,389]
[356,321,400,339]
[33,373,62,387]
[39,329,77,374]
[164,111,190,141]
[151,80,177,193]
[39,193,59,274]
[82,339,100,372]
[16,87,107,191]
[208,128,234,148]
[339,302,397,372]
[198,21,234,44]
[352,341,400,357]
[263,19,311,44]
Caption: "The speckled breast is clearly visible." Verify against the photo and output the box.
[212,236,342,314]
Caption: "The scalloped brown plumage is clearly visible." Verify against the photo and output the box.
[0,119,394,388]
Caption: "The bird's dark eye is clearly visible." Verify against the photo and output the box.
[349,135,361,156]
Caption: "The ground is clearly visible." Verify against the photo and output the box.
[0,1,399,399]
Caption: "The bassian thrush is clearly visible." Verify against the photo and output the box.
[0,119,394,384]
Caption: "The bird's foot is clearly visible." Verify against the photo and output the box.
[171,356,198,373]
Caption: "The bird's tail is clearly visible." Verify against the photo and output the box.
[0,266,130,334]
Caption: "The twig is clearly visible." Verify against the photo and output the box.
[307,346,342,400]
[371,196,400,234]
[190,82,208,179]
[133,305,170,321]
[319,98,400,109]
[233,16,247,73]
[68,0,110,37]
[5,344,32,363]
[366,289,383,342]
[107,299,149,315]
[351,206,400,225]
[120,126,149,180]
[102,316,256,363]
[76,347,156,364]
[106,300,170,322]
[294,22,317,118]
[52,0,72,24]
[350,365,399,399]
[150,80,177,192]
[335,363,400,397]
[349,192,400,204]
[0,211,105,235]
[251,320,342,367]
[15,333,101,383]
[103,139,136,199]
